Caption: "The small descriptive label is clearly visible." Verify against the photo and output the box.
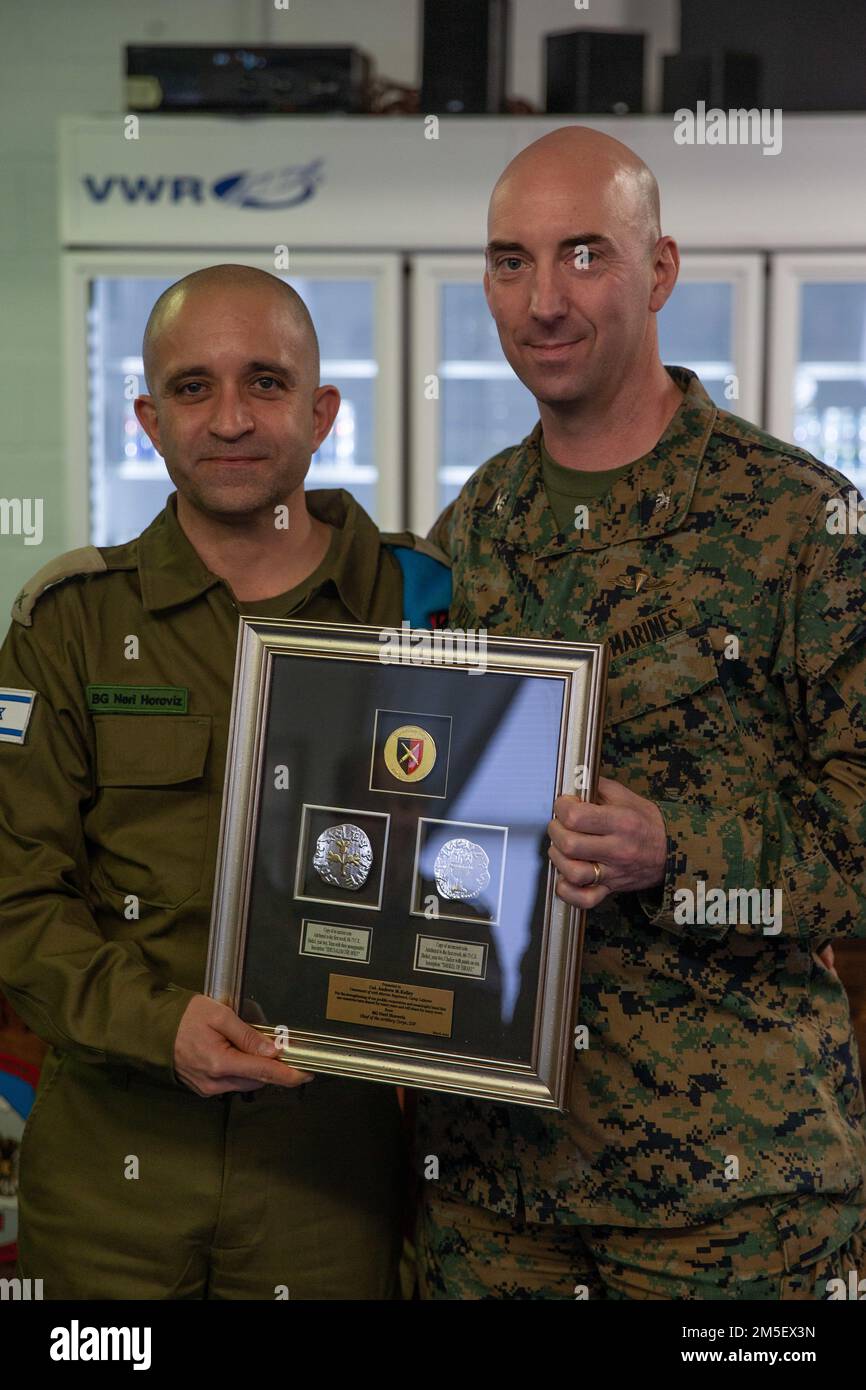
[300,920,372,965]
[326,973,453,1038]
[414,934,488,980]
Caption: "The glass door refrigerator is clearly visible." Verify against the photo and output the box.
[409,253,766,533]
[63,251,402,546]
[769,253,866,492]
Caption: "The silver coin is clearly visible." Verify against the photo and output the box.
[433,837,490,901]
[313,823,373,891]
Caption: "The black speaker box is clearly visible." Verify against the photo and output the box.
[545,29,645,115]
[420,0,509,114]
[662,50,762,111]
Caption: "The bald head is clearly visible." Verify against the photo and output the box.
[482,124,678,414]
[490,126,661,256]
[142,263,320,393]
[133,261,342,523]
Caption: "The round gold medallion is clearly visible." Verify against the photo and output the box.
[383,724,437,784]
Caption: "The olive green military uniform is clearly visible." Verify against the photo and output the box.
[0,488,443,1300]
[416,366,866,1299]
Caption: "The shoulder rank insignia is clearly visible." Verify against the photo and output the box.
[12,546,108,627]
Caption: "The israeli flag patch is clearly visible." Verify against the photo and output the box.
[0,688,36,744]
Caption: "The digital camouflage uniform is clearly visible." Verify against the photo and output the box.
[416,366,866,1299]
[0,487,449,1300]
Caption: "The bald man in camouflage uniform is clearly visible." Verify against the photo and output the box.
[415,128,866,1300]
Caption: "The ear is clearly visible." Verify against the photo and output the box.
[482,265,492,312]
[310,384,341,454]
[648,236,680,313]
[134,395,164,456]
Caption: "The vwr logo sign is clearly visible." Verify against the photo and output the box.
[82,159,324,209]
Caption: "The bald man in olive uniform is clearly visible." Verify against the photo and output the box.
[0,265,448,1299]
[416,128,866,1300]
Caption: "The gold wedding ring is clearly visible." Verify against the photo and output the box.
[590,861,603,886]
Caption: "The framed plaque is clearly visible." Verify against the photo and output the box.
[206,619,607,1110]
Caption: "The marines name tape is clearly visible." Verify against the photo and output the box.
[86,684,189,714]
[0,688,36,744]
[607,606,685,659]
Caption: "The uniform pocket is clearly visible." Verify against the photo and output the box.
[606,630,720,726]
[604,624,757,800]
[770,1196,866,1297]
[17,1049,68,1174]
[89,714,212,908]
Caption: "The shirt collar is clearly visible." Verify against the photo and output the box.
[138,488,381,621]
[492,366,717,554]
[303,487,381,621]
